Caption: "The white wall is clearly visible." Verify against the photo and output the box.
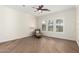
[0,6,77,42]
[0,6,36,42]
[37,8,76,41]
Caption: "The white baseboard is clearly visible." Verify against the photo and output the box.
[44,34,76,41]
[0,35,31,43]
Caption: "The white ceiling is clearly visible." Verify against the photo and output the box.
[6,5,76,16]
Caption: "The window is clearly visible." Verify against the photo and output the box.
[41,19,63,32]
[42,21,46,31]
[48,20,53,31]
[56,19,63,32]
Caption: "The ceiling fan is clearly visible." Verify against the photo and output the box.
[32,5,50,13]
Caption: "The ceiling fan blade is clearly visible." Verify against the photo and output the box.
[39,5,44,9]
[41,9,50,11]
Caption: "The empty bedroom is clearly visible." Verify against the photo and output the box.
[0,5,79,53]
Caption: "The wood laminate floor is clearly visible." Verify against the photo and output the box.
[0,36,79,53]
